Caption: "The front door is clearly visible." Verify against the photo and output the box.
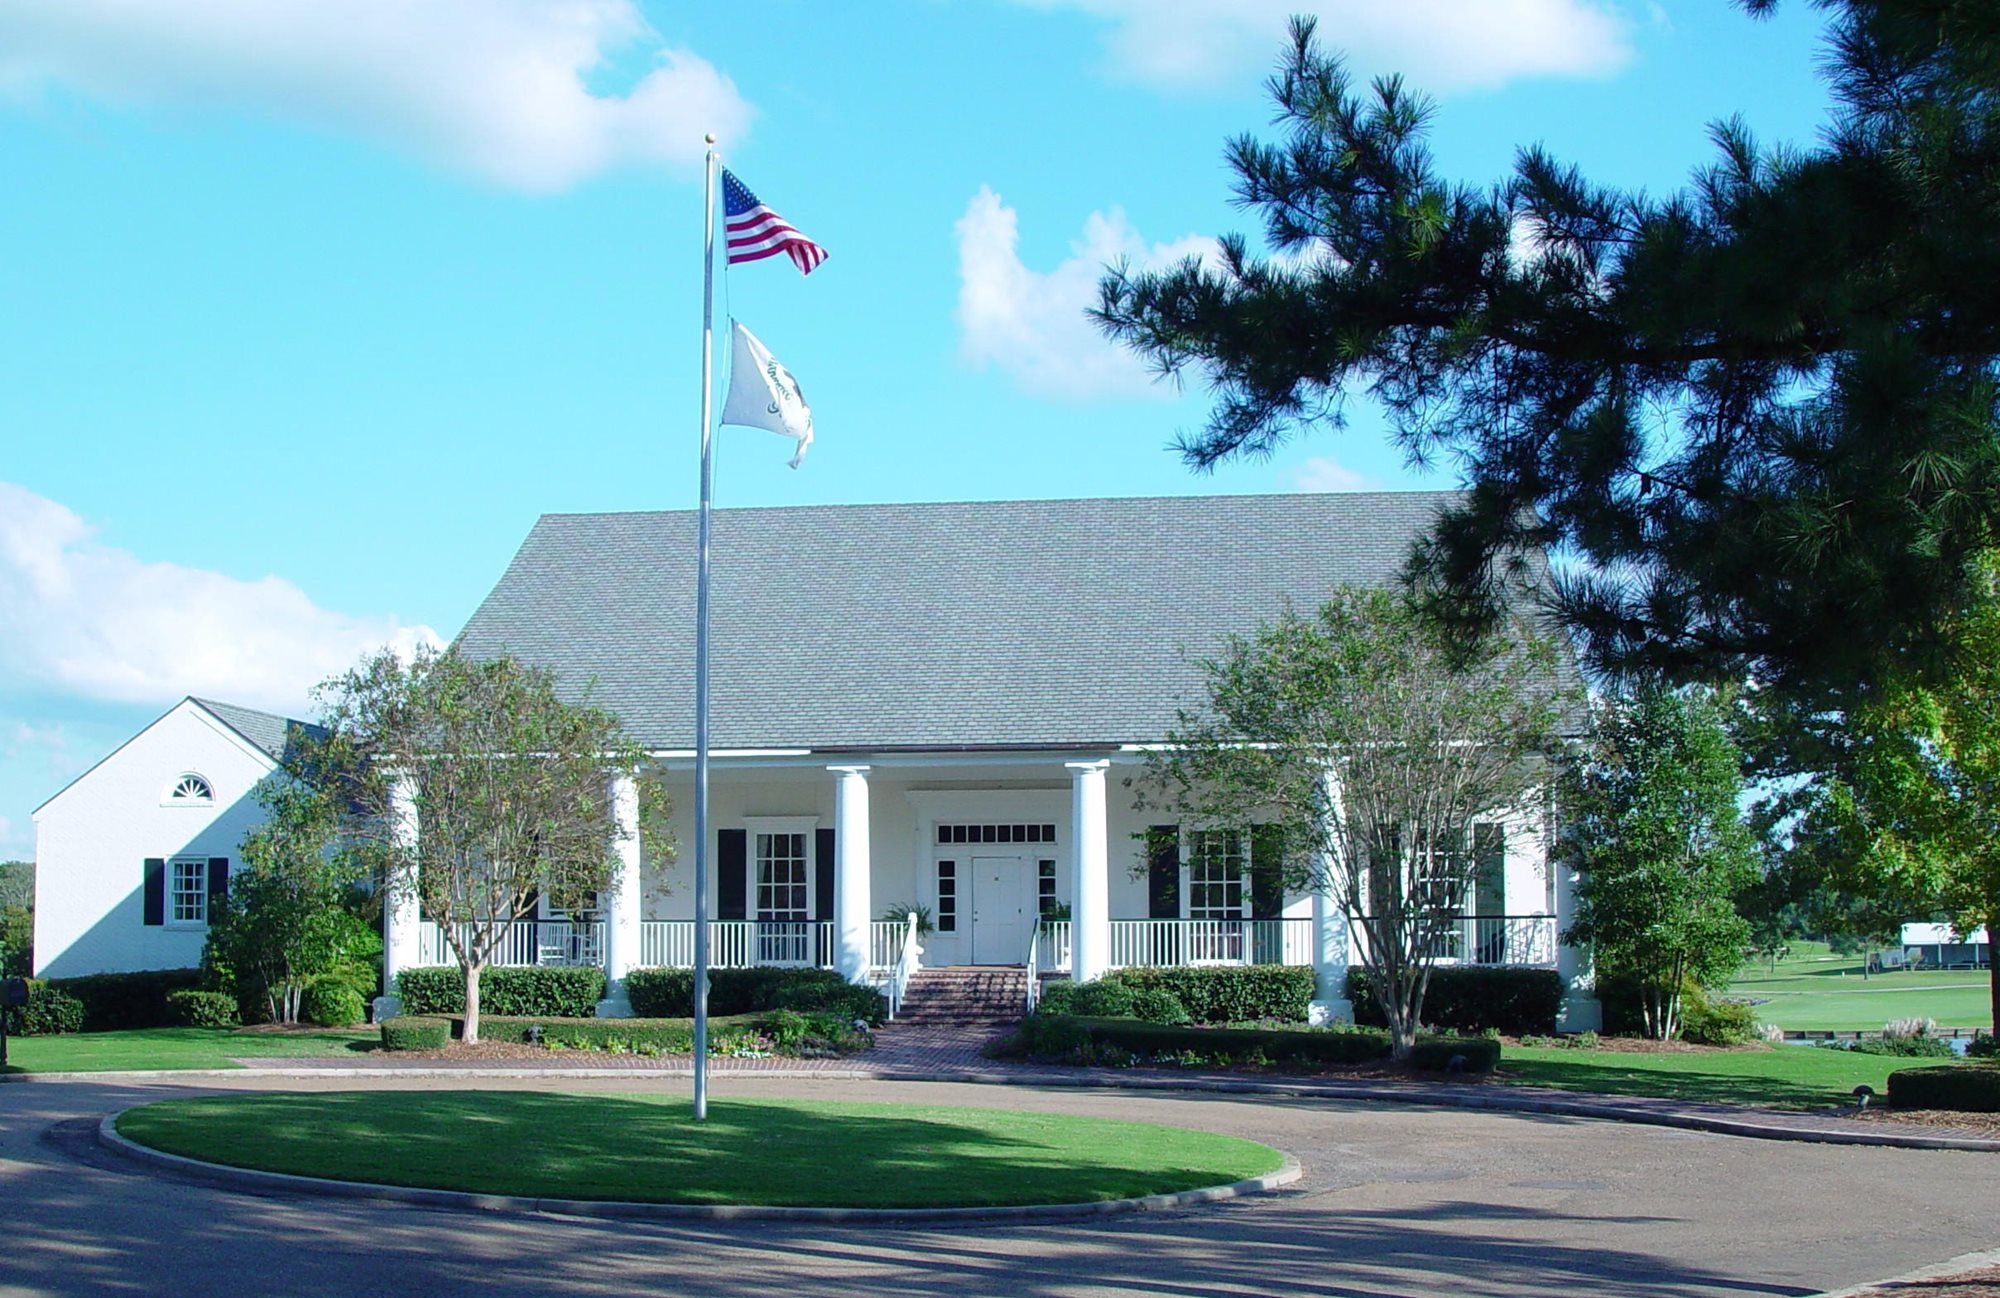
[971,855,1031,964]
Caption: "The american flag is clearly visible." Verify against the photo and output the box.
[722,169,828,275]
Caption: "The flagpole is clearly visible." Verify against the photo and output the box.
[692,131,718,1123]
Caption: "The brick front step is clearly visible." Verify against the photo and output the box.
[893,965,1028,1027]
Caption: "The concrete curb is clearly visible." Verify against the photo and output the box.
[13,1060,1997,1153]
[1809,1244,2000,1297]
[94,1112,1302,1224]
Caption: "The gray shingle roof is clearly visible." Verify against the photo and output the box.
[455,491,1568,751]
[193,698,320,763]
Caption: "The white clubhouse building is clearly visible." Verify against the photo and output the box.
[35,492,1599,1029]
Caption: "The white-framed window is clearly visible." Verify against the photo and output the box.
[755,831,809,924]
[1186,830,1247,921]
[936,859,958,932]
[170,857,209,926]
[164,773,214,806]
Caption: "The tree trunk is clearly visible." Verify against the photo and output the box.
[1987,903,1998,1036]
[464,962,483,1045]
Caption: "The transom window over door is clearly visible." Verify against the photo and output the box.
[755,831,810,964]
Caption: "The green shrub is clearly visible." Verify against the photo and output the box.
[300,978,367,1027]
[624,966,887,1025]
[379,1015,451,1050]
[1407,1036,1503,1074]
[1888,1064,2000,1113]
[394,965,606,1018]
[1106,965,1316,1023]
[1034,981,1078,1015]
[165,988,240,1028]
[4,980,85,1036]
[47,968,203,1031]
[1345,966,1565,1036]
[1679,994,1758,1046]
[496,1016,697,1052]
[1069,980,1136,1017]
[1127,987,1191,1025]
[1967,1030,1997,1059]
[1822,1035,1958,1058]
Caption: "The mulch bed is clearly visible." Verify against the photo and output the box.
[1839,1107,2000,1140]
[1845,1265,2000,1296]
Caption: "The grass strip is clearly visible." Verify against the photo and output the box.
[114,1092,1285,1208]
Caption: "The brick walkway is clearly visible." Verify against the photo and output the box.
[252,1027,2000,1151]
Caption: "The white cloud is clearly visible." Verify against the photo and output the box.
[1291,456,1383,492]
[955,186,1215,401]
[0,0,752,191]
[0,482,442,716]
[1016,0,1632,94]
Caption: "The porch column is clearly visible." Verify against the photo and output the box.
[375,771,423,1022]
[1068,760,1111,984]
[830,765,872,984]
[1309,764,1355,1022]
[596,772,643,1017]
[1554,856,1602,1032]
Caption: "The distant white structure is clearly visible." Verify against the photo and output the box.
[1899,922,1991,969]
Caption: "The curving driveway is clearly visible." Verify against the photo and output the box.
[3,1073,1996,1298]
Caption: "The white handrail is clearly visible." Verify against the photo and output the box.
[1024,923,1042,1015]
[885,911,922,1020]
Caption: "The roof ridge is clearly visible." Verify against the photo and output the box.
[531,488,1468,524]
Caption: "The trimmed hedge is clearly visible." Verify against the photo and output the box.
[1888,1064,2000,1113]
[1006,1014,1500,1073]
[301,978,367,1028]
[1105,965,1316,1023]
[166,988,240,1029]
[1679,993,1758,1046]
[46,968,204,1031]
[1346,966,1564,1036]
[394,966,607,1018]
[1038,980,1189,1024]
[457,1012,867,1055]
[624,967,888,1026]
[379,1015,451,1051]
[4,980,86,1036]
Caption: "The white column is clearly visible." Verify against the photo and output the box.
[375,771,423,1022]
[1554,857,1602,1032]
[596,772,644,1017]
[1067,760,1111,985]
[1309,765,1354,1023]
[830,765,872,984]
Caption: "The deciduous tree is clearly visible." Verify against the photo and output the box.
[1144,588,1563,1059]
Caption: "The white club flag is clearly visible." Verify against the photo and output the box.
[721,320,814,468]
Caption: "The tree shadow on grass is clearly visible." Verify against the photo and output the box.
[1492,1061,1856,1109]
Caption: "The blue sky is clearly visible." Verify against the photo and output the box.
[0,0,1838,860]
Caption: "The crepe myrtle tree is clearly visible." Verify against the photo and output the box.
[320,646,670,1044]
[1142,588,1565,1059]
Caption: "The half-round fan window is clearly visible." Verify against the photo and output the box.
[168,773,214,803]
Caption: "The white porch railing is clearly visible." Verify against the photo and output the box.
[416,921,603,969]
[638,921,835,969]
[1107,918,1314,969]
[1350,915,1559,967]
[869,920,906,971]
[1038,920,1072,975]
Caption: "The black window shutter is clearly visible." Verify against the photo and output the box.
[142,858,166,926]
[814,828,836,922]
[718,829,748,921]
[207,858,230,916]
[1146,826,1180,919]
[1249,825,1284,920]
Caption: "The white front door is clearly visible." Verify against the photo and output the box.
[971,854,1031,964]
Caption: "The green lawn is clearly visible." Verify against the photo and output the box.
[3,1027,375,1074]
[115,1092,1285,1207]
[1499,1043,1913,1109]
[1726,947,1993,1032]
